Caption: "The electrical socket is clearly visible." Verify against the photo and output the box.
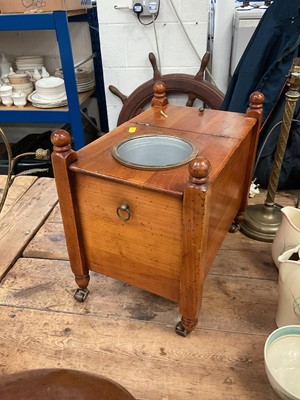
[132,0,160,17]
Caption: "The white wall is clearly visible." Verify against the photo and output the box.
[97,0,209,130]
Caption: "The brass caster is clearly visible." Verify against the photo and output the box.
[175,321,190,337]
[74,288,89,302]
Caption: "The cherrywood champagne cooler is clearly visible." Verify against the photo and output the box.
[51,88,263,336]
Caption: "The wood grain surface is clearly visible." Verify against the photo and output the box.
[0,177,58,280]
[0,176,294,399]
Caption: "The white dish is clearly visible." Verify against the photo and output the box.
[77,81,94,87]
[265,325,300,400]
[11,82,33,89]
[15,64,44,68]
[35,90,66,101]
[16,55,43,60]
[31,101,67,109]
[37,86,65,92]
[78,85,95,93]
[35,76,65,89]
[77,79,95,85]
[28,91,67,104]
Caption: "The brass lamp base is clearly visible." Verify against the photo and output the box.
[240,203,282,242]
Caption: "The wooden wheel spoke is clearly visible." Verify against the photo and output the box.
[109,52,225,125]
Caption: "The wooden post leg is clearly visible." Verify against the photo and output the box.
[51,130,90,302]
[177,158,212,337]
[233,91,264,228]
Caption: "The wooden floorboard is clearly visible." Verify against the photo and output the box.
[1,178,294,399]
[0,255,280,399]
[0,177,58,280]
[0,175,38,218]
[0,304,278,400]
[0,257,278,335]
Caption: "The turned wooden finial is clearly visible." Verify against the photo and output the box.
[248,91,264,110]
[245,91,264,123]
[51,129,72,153]
[188,157,212,185]
[151,81,168,107]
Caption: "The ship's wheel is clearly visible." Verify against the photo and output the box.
[109,52,224,126]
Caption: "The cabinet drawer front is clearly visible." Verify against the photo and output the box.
[73,174,182,301]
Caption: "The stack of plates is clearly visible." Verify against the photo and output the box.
[15,55,44,73]
[35,76,66,99]
[76,68,95,92]
[28,91,67,108]
[54,67,95,93]
[8,72,34,98]
[28,76,67,108]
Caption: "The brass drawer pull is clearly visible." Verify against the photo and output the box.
[116,203,131,221]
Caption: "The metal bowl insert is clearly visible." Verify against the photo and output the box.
[111,134,198,170]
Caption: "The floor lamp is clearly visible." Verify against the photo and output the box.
[241,58,300,241]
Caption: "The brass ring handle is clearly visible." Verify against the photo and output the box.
[116,203,131,221]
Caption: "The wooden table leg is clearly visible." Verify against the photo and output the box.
[51,130,90,302]
[177,158,211,336]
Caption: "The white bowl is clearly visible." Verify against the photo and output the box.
[11,91,27,107]
[264,325,300,400]
[11,82,33,90]
[35,77,66,100]
[8,73,30,85]
[35,76,64,89]
[1,95,13,106]
[0,85,13,95]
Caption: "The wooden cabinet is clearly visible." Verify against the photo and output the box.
[51,89,263,336]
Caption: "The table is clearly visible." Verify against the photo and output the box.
[0,369,136,400]
[50,84,264,336]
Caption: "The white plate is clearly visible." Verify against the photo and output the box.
[16,55,43,60]
[37,86,65,92]
[77,85,95,91]
[31,101,67,109]
[77,78,94,84]
[16,63,43,67]
[77,83,95,89]
[35,90,66,101]
[77,82,95,88]
[28,91,67,104]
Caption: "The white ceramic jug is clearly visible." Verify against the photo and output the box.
[276,244,300,327]
[272,206,300,268]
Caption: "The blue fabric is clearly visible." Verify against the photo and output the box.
[221,0,300,125]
